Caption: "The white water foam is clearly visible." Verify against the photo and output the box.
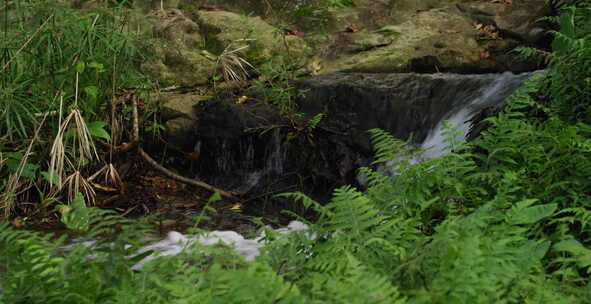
[132,221,309,269]
[419,72,535,160]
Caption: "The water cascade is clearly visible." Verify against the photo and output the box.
[121,72,539,266]
[193,72,538,199]
[419,71,537,160]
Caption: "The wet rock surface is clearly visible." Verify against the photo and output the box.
[64,220,310,270]
[131,0,552,208]
[181,72,532,202]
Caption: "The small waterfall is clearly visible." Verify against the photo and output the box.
[418,72,536,160]
[196,71,541,197]
[265,129,286,176]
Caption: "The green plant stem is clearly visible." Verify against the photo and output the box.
[1,13,54,73]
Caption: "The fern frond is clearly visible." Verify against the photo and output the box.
[357,167,389,188]
[368,129,407,165]
[277,192,327,215]
[309,254,406,304]
[322,186,383,239]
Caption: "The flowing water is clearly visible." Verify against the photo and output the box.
[65,73,532,269]
[418,71,537,160]
[196,71,540,197]
[71,72,541,266]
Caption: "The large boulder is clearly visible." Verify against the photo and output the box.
[152,92,212,148]
[320,8,482,73]
[141,9,216,86]
[197,10,309,62]
[457,0,550,43]
[140,8,308,87]
[139,0,550,81]
[187,72,532,199]
[314,0,550,74]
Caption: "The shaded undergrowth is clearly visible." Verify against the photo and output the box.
[1,2,591,304]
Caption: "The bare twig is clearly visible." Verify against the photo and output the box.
[1,14,54,73]
[138,148,239,200]
[128,93,239,200]
[97,140,137,154]
[131,95,140,144]
[264,0,273,16]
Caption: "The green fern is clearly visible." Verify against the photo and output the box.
[309,254,406,304]
[368,128,409,165]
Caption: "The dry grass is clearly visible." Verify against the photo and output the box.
[89,163,122,189]
[216,42,255,83]
[0,114,48,218]
[49,96,99,203]
[63,171,96,205]
[49,108,98,183]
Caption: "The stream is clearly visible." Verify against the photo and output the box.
[191,71,537,201]
[129,71,539,265]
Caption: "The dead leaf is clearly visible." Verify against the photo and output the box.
[308,59,322,75]
[185,151,201,161]
[230,203,242,212]
[480,51,491,60]
[237,95,248,105]
[286,29,305,37]
[11,217,24,229]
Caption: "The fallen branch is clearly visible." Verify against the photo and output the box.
[98,140,137,154]
[138,148,239,200]
[128,93,239,200]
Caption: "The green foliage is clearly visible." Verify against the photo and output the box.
[305,113,325,131]
[2,3,591,304]
[0,0,149,216]
[326,0,355,8]
[4,152,39,181]
[254,55,304,113]
[547,6,591,122]
[1,1,144,136]
[58,192,91,231]
[0,196,152,303]
[0,77,38,141]
[253,0,354,31]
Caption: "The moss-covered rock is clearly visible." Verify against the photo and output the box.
[139,0,549,81]
[153,92,212,147]
[311,0,549,74]
[140,7,309,87]
[197,10,309,62]
[321,8,482,73]
[157,92,211,120]
[141,9,215,86]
